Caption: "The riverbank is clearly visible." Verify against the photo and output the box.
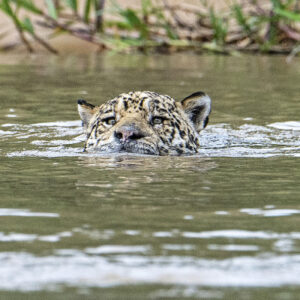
[0,0,299,56]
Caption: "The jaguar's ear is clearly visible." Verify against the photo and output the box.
[181,91,211,132]
[77,99,96,131]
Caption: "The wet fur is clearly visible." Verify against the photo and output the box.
[78,91,211,156]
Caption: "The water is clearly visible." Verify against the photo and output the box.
[0,54,300,299]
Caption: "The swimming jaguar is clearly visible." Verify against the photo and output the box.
[78,91,211,155]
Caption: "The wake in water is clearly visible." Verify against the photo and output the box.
[1,120,300,158]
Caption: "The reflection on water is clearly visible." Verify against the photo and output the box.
[0,54,300,299]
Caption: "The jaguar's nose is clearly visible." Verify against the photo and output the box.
[114,125,145,142]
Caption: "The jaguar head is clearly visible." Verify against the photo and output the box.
[78,91,211,156]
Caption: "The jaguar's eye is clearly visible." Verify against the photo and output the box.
[151,117,165,125]
[103,117,116,126]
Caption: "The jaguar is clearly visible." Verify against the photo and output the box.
[78,91,211,155]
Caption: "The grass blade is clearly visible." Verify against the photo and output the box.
[66,0,77,13]
[0,0,22,27]
[120,8,149,39]
[45,0,58,19]
[84,0,92,23]
[22,17,34,34]
[11,0,43,15]
[275,7,300,21]
[0,0,15,17]
[141,0,151,16]
[271,0,282,9]
[209,8,227,45]
[121,9,142,28]
[233,4,251,34]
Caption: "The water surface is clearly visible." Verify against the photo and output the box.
[0,54,300,299]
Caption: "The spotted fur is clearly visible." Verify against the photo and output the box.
[78,91,211,156]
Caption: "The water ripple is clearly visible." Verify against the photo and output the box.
[0,231,71,243]
[182,230,300,240]
[240,208,300,217]
[1,120,300,158]
[0,208,59,218]
[0,251,299,291]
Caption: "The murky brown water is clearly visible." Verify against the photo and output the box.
[0,53,300,299]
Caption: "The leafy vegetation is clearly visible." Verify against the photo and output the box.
[0,0,299,56]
